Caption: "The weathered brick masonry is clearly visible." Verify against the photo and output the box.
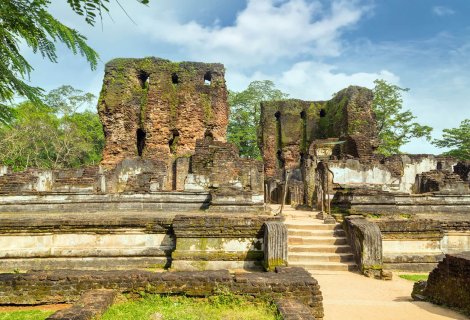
[413,253,470,315]
[0,268,324,319]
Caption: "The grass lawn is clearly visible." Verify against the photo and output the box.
[0,310,54,320]
[399,274,429,282]
[101,294,281,320]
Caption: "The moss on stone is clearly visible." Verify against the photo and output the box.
[200,93,213,123]
[263,258,287,272]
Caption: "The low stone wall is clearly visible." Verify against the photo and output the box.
[0,268,324,319]
[333,191,470,215]
[0,212,281,272]
[413,253,470,316]
[377,218,470,272]
[0,192,212,213]
[341,216,470,273]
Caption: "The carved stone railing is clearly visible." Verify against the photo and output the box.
[343,216,390,279]
[263,221,288,271]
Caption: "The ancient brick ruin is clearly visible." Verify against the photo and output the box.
[413,252,470,315]
[99,58,228,166]
[259,86,377,180]
[0,57,264,212]
[0,56,469,318]
[259,84,470,275]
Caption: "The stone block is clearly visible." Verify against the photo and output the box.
[263,221,288,271]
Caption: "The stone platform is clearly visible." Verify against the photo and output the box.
[0,211,279,272]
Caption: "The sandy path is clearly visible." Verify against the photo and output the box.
[311,271,467,320]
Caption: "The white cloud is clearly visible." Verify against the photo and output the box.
[139,0,367,67]
[277,61,399,100]
[432,6,455,16]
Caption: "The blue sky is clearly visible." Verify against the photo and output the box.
[23,0,470,154]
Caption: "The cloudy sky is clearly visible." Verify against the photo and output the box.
[24,0,470,154]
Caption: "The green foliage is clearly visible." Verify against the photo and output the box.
[399,274,429,282]
[228,80,288,159]
[0,310,53,320]
[101,294,281,320]
[0,86,104,170]
[66,0,149,26]
[372,79,433,156]
[432,119,470,160]
[0,0,148,124]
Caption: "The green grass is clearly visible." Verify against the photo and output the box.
[101,294,281,320]
[399,274,429,282]
[0,310,54,320]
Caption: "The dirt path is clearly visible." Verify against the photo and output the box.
[312,270,468,320]
[0,304,70,312]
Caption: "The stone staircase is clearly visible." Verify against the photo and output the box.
[285,213,357,272]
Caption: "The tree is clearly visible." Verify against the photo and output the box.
[432,119,470,160]
[0,86,104,170]
[372,79,433,156]
[0,0,148,124]
[227,80,288,159]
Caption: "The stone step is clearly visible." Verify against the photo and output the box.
[286,223,339,231]
[288,245,352,253]
[288,252,354,263]
[288,237,348,245]
[288,229,345,237]
[288,261,357,271]
[288,230,342,237]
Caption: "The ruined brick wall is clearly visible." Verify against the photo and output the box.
[98,57,229,167]
[259,86,378,179]
[320,86,377,159]
[259,99,320,179]
[415,170,470,194]
[0,268,323,319]
[421,253,470,315]
[454,161,470,182]
[190,139,264,193]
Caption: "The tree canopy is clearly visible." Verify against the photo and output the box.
[433,119,470,160]
[372,79,433,156]
[0,85,104,170]
[0,0,148,124]
[227,80,288,159]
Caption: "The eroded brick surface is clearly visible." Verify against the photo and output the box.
[47,290,116,320]
[0,267,323,320]
[98,58,229,167]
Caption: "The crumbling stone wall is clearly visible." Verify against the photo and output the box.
[0,268,324,319]
[416,253,470,315]
[259,86,377,181]
[259,99,316,179]
[98,57,229,167]
[415,170,470,194]
[321,86,377,159]
[454,161,470,182]
[189,139,263,192]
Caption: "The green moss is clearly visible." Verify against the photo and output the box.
[348,119,367,135]
[399,213,412,219]
[200,93,213,122]
[363,264,383,271]
[138,57,154,72]
[399,274,429,282]
[367,213,382,219]
[190,260,209,271]
[263,258,287,272]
